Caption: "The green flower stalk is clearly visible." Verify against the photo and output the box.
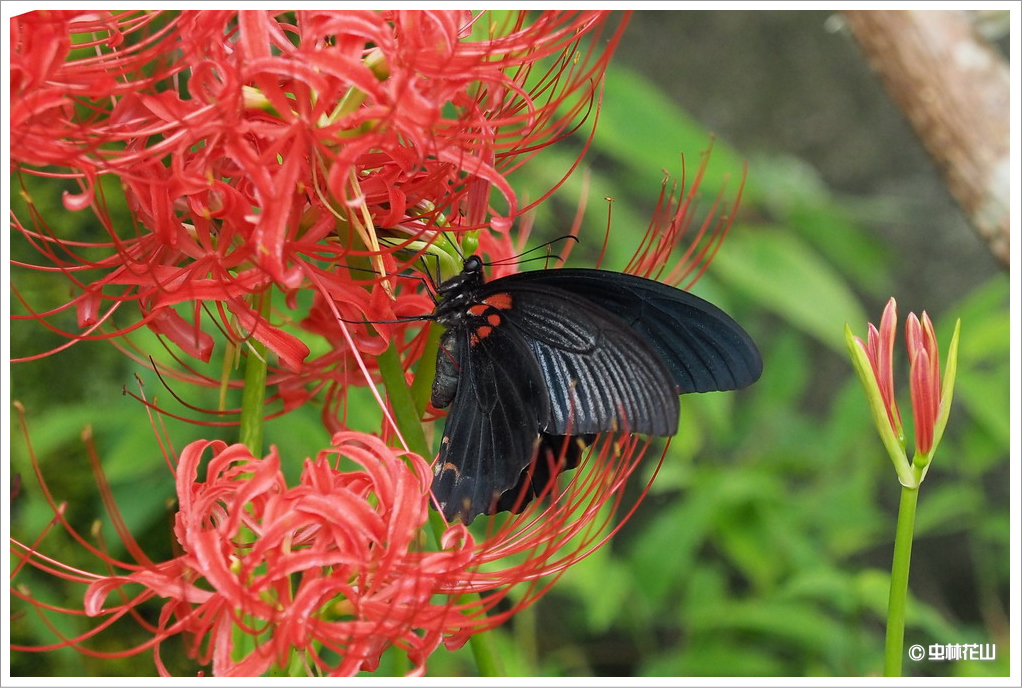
[845,297,960,677]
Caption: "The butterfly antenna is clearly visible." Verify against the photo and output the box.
[450,233,466,261]
[418,252,444,303]
[336,312,435,326]
[328,257,441,325]
[486,235,579,267]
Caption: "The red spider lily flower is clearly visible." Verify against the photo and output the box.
[12,428,472,676]
[863,298,905,444]
[10,411,659,675]
[846,298,960,486]
[11,10,627,387]
[905,311,942,456]
[12,9,762,675]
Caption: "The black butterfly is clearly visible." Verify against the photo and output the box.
[429,255,762,524]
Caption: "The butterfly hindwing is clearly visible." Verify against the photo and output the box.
[431,320,552,523]
[493,433,593,514]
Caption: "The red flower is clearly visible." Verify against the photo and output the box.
[11,11,628,434]
[847,297,960,484]
[861,297,905,443]
[12,414,668,675]
[12,429,468,675]
[11,10,625,368]
[905,311,941,456]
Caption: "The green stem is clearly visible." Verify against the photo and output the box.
[239,291,270,455]
[469,627,504,677]
[884,484,919,677]
[376,340,504,678]
[515,597,538,671]
[234,291,271,666]
[376,342,430,459]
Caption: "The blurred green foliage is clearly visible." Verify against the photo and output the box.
[9,47,1009,681]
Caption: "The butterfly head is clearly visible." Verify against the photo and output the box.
[434,255,487,323]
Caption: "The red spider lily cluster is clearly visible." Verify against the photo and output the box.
[11,9,623,412]
[10,406,661,676]
[16,432,460,676]
[10,8,741,677]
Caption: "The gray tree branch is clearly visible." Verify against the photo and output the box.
[844,10,1010,267]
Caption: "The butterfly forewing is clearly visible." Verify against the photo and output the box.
[496,269,763,392]
[491,284,681,436]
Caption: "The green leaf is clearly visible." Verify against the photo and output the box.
[594,66,750,201]
[748,151,893,293]
[952,368,1010,448]
[913,481,984,536]
[686,598,848,657]
[713,226,868,353]
[854,568,958,640]
[644,640,785,677]
[554,540,633,634]
[628,479,722,605]
[943,275,1010,447]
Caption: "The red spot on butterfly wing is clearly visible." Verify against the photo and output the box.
[483,292,513,311]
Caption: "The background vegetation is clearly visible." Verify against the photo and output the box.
[10,11,1011,677]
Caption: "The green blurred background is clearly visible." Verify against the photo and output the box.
[9,10,1011,678]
